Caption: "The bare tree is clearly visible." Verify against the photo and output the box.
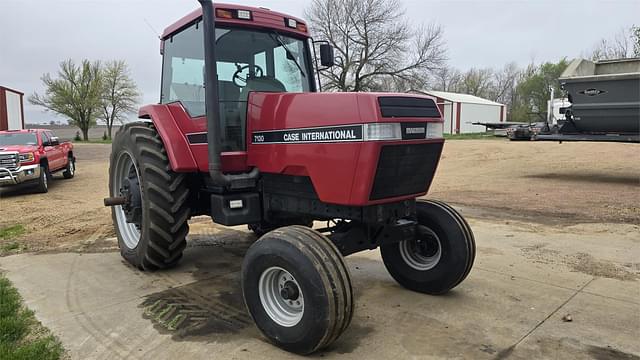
[589,26,637,60]
[489,62,520,105]
[460,68,493,98]
[100,60,140,139]
[429,66,462,92]
[30,59,103,141]
[306,0,447,92]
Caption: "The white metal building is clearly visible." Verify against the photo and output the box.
[410,90,506,134]
[0,86,25,131]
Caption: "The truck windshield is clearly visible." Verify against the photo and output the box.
[161,24,313,151]
[0,133,38,146]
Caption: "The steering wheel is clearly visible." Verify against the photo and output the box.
[233,64,264,87]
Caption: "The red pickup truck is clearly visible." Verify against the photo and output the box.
[0,129,75,193]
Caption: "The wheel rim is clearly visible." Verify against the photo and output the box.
[258,267,304,327]
[42,170,47,188]
[69,161,74,175]
[113,151,141,249]
[399,226,442,271]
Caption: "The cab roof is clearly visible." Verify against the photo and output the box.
[161,3,309,40]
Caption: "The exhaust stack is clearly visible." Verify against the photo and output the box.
[197,0,230,187]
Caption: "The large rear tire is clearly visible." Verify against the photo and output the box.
[242,225,353,355]
[380,200,475,295]
[109,122,190,270]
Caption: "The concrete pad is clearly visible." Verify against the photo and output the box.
[583,277,640,305]
[1,219,638,359]
[503,291,640,359]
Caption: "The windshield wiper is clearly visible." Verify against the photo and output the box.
[269,32,306,78]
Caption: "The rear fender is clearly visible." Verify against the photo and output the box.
[138,104,198,172]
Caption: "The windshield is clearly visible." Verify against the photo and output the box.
[0,133,38,146]
[161,24,314,151]
[162,26,312,114]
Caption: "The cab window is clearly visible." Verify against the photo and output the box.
[40,132,49,146]
[161,22,313,151]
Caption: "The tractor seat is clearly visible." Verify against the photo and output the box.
[240,76,287,101]
[238,76,286,130]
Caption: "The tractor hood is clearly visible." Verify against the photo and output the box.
[245,92,444,206]
[246,92,442,133]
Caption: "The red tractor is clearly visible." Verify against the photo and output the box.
[105,0,475,354]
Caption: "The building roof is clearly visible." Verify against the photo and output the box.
[410,90,504,106]
[0,86,24,96]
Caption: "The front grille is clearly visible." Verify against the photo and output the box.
[0,152,19,171]
[378,96,440,118]
[370,143,443,200]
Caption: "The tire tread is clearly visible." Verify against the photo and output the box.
[110,122,190,271]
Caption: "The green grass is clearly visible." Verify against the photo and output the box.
[0,243,21,253]
[444,132,501,140]
[0,225,27,255]
[0,225,25,242]
[0,276,64,360]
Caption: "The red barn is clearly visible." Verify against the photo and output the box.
[0,86,25,131]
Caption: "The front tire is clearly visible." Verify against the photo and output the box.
[109,122,190,270]
[35,164,49,193]
[242,226,353,355]
[380,200,475,295]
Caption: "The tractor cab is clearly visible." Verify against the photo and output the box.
[159,6,317,151]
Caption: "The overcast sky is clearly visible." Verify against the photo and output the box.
[1,0,637,124]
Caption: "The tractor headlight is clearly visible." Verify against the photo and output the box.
[19,152,35,164]
[364,123,402,141]
[426,122,444,139]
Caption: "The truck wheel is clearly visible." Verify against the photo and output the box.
[242,225,353,354]
[63,157,75,179]
[35,164,49,193]
[109,122,190,271]
[380,200,475,295]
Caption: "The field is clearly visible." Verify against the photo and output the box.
[25,124,120,141]
[0,138,638,359]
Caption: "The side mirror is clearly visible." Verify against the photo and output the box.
[319,44,335,67]
[50,137,60,146]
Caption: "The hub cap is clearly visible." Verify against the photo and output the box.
[258,267,304,327]
[113,152,142,249]
[399,226,442,271]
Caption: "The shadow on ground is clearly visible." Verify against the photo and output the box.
[0,174,65,198]
[140,232,253,340]
[525,172,640,186]
[138,228,376,354]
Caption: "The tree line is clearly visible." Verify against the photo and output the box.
[30,60,139,141]
[307,0,639,122]
[30,0,638,133]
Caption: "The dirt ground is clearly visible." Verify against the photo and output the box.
[1,139,638,253]
[433,141,640,225]
[0,143,115,253]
